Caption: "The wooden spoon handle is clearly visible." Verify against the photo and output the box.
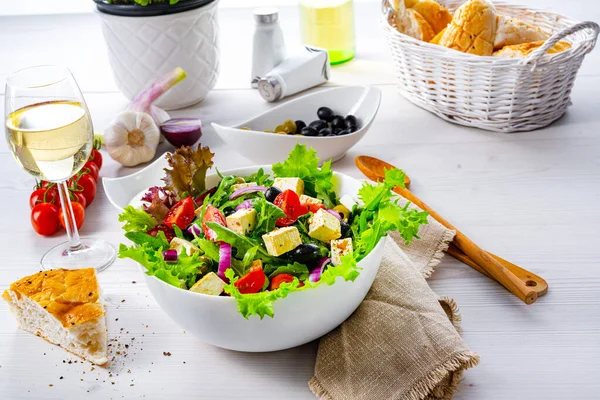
[391,186,538,304]
[446,243,548,296]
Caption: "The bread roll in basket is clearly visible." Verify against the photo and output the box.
[382,0,599,132]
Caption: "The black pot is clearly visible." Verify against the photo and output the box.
[94,0,215,17]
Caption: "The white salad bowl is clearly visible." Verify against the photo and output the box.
[211,86,381,165]
[104,159,385,352]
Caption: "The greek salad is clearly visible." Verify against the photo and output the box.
[118,144,428,319]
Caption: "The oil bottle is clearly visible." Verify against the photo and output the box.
[299,0,355,65]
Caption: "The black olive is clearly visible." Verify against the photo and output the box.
[317,107,335,122]
[345,115,358,129]
[295,120,307,132]
[337,129,351,135]
[319,127,332,136]
[340,221,351,238]
[289,244,321,264]
[327,133,337,137]
[331,115,346,130]
[348,125,357,133]
[222,207,235,216]
[333,128,342,135]
[264,187,282,203]
[309,120,328,131]
[300,126,319,137]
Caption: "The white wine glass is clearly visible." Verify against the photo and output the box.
[5,65,116,272]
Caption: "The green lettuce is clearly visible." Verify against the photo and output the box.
[272,145,337,208]
[118,206,156,232]
[251,197,286,237]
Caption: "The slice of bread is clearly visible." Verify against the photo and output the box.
[392,0,452,42]
[494,15,549,50]
[493,40,571,58]
[2,268,108,366]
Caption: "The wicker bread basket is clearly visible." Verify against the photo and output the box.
[382,0,599,132]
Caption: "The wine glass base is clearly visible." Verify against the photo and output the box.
[40,238,116,273]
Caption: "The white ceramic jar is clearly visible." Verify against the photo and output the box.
[95,0,220,110]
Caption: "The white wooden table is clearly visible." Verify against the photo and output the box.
[1,1,599,399]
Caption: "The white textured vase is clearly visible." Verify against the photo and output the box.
[97,0,220,110]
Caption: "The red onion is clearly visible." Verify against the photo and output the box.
[187,224,202,236]
[325,209,342,221]
[162,249,178,263]
[218,243,232,281]
[235,200,253,211]
[228,185,267,200]
[160,118,203,148]
[309,257,331,283]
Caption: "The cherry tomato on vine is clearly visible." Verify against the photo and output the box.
[71,191,87,208]
[83,161,99,182]
[90,149,103,170]
[58,202,85,230]
[31,203,60,236]
[76,174,96,206]
[29,187,58,209]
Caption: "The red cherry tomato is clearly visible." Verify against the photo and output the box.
[83,161,99,182]
[235,263,266,294]
[29,187,59,209]
[31,203,60,236]
[305,203,325,214]
[71,191,87,209]
[201,205,226,241]
[76,174,96,206]
[164,197,195,230]
[273,190,309,227]
[269,274,297,291]
[58,202,85,230]
[90,149,103,170]
[147,224,175,242]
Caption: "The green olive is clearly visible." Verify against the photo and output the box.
[333,205,351,221]
[283,120,297,134]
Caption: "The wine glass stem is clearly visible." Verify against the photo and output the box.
[57,181,83,253]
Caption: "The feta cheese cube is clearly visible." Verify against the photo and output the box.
[331,238,353,266]
[262,227,302,256]
[231,182,258,191]
[189,272,226,296]
[300,194,322,206]
[308,209,341,242]
[226,208,257,235]
[273,178,304,195]
[170,237,200,256]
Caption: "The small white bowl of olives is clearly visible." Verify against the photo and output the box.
[212,86,381,164]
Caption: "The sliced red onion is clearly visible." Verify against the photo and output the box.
[309,257,331,283]
[162,249,178,263]
[235,200,253,211]
[160,118,203,148]
[187,223,202,236]
[325,209,342,221]
[228,185,267,200]
[218,243,232,281]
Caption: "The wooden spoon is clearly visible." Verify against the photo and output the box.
[355,155,547,302]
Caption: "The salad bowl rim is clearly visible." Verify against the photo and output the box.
[211,85,381,140]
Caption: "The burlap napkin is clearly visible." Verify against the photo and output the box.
[309,211,480,400]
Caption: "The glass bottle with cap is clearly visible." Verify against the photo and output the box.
[299,0,355,65]
[251,7,287,88]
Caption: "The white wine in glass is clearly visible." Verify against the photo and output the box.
[5,65,116,272]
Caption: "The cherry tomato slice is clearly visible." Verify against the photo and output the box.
[202,204,227,241]
[31,203,60,236]
[235,263,266,294]
[90,149,103,170]
[164,197,195,229]
[58,202,85,230]
[273,190,309,227]
[83,161,99,182]
[147,224,175,242]
[305,203,325,214]
[270,274,296,291]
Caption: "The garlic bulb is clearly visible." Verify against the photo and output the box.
[103,67,187,167]
[104,111,160,167]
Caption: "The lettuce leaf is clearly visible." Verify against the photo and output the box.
[272,144,337,208]
[118,206,156,232]
[251,197,286,237]
[266,262,309,280]
[223,269,300,319]
[163,145,214,199]
[205,222,277,264]
[243,168,273,187]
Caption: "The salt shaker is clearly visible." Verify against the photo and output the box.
[257,46,330,102]
[251,8,287,88]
